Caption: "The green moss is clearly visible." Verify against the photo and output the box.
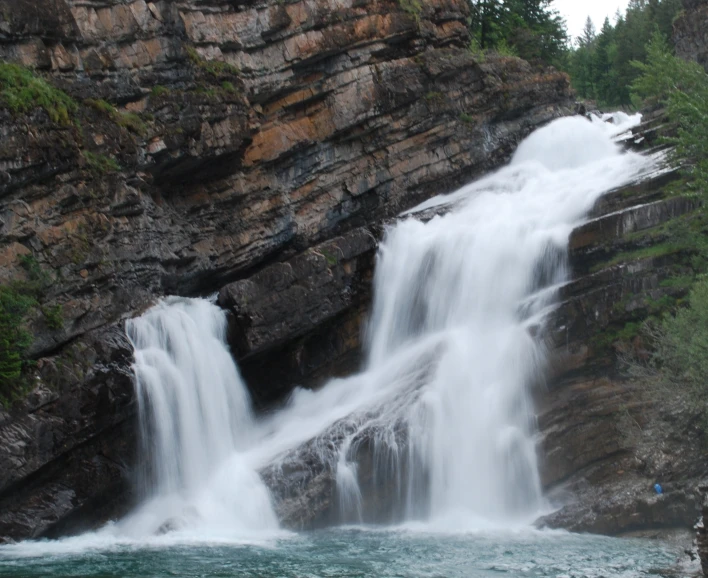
[221,81,237,93]
[151,85,169,97]
[41,304,63,331]
[590,242,685,273]
[85,98,148,136]
[0,284,36,404]
[0,61,77,124]
[117,112,147,136]
[186,46,241,78]
[424,91,443,102]
[84,98,116,115]
[459,112,475,124]
[83,150,120,175]
[398,0,422,21]
[320,248,338,266]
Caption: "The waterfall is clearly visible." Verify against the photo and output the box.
[336,114,650,527]
[123,297,277,537]
[122,114,650,536]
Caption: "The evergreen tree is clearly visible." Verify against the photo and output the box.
[468,0,568,66]
[566,0,684,106]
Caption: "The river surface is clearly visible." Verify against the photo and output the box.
[0,527,679,577]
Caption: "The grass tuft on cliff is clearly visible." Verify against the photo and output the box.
[0,61,76,124]
[84,98,148,136]
[186,46,241,78]
[82,150,120,175]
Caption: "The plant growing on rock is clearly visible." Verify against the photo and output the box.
[84,98,148,136]
[0,284,36,402]
[0,255,58,405]
[0,61,77,124]
[625,277,708,428]
[82,150,120,175]
[186,46,241,78]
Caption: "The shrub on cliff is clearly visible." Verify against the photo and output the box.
[0,285,36,403]
[628,277,708,426]
[0,256,61,405]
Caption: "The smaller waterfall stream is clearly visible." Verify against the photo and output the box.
[123,298,277,537]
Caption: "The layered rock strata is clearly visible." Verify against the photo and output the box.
[0,0,573,541]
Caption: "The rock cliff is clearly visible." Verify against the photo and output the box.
[675,0,708,72]
[0,0,573,541]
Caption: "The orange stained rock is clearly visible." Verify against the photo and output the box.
[245,108,336,164]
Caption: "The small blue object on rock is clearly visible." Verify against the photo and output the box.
[654,483,663,495]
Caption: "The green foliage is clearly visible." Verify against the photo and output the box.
[221,81,237,94]
[0,254,59,404]
[117,112,147,136]
[467,38,486,62]
[468,0,568,67]
[632,31,708,194]
[41,304,63,331]
[186,46,241,78]
[398,0,422,21]
[151,85,169,97]
[494,39,518,58]
[84,98,116,115]
[635,277,708,424]
[566,0,684,106]
[83,150,120,175]
[0,61,77,124]
[0,284,36,400]
[85,98,148,136]
[459,112,475,124]
[591,241,685,272]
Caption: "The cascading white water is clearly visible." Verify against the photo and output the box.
[337,114,651,527]
[116,113,651,539]
[123,297,277,537]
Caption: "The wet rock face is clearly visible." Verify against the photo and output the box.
[536,118,708,539]
[0,0,574,542]
[0,327,136,541]
[674,0,708,72]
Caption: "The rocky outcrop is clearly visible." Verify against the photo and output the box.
[0,327,136,540]
[0,0,574,542]
[674,0,708,72]
[537,123,708,537]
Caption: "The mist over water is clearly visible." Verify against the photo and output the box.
[0,115,669,576]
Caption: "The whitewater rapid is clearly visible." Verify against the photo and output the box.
[0,113,655,553]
